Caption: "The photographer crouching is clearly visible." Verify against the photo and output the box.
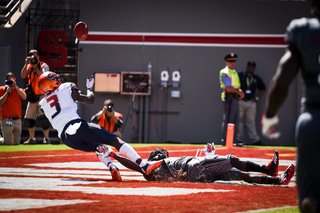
[0,72,27,145]
[21,49,51,144]
[91,99,123,138]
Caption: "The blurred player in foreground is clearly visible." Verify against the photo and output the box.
[261,0,320,212]
[38,71,162,181]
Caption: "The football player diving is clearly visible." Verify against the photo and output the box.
[37,71,162,181]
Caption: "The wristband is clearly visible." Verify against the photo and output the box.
[255,97,259,101]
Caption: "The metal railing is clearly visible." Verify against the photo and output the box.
[0,0,22,27]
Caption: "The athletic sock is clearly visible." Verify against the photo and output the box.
[119,143,146,167]
[97,154,115,169]
[104,156,115,170]
[139,161,147,168]
[246,161,265,173]
[261,176,280,185]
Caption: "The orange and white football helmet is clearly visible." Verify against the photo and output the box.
[38,71,63,94]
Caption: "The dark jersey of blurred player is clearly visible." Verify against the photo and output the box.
[286,11,320,213]
[265,0,320,211]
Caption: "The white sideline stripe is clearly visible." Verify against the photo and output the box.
[0,167,296,183]
[0,158,296,184]
[239,158,295,167]
[0,198,97,211]
[0,147,293,160]
[27,161,128,169]
[0,167,141,176]
[0,148,203,159]
[0,156,296,183]
[27,157,296,168]
[0,176,233,196]
[0,167,145,181]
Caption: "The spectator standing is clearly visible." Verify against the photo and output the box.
[237,61,266,145]
[21,49,51,144]
[91,99,123,138]
[219,53,244,146]
[0,72,27,145]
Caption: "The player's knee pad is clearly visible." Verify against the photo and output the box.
[24,118,36,128]
[38,115,51,130]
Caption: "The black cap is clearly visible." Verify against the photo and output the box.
[247,61,256,67]
[224,53,237,61]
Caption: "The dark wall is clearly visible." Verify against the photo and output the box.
[0,15,27,87]
[78,0,309,145]
[0,0,311,145]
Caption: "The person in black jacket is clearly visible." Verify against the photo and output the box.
[237,61,266,145]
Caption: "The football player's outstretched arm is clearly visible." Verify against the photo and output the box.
[262,44,300,139]
[265,44,300,118]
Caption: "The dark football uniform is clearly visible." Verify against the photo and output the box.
[145,155,240,182]
[286,17,320,207]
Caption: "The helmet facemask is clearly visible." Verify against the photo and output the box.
[147,148,169,161]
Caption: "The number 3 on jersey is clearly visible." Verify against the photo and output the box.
[47,95,61,119]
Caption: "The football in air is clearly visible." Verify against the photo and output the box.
[74,21,88,41]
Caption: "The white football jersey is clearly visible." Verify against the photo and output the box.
[39,83,81,137]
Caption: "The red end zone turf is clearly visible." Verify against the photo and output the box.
[0,145,298,212]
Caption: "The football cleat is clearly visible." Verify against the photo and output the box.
[142,160,163,175]
[205,143,216,156]
[43,137,50,144]
[279,164,295,185]
[96,144,115,157]
[206,143,213,152]
[23,138,36,145]
[109,165,122,181]
[233,141,243,147]
[265,150,279,177]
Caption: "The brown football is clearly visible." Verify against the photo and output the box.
[74,21,88,41]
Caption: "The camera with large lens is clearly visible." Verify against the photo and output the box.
[107,105,113,112]
[29,55,38,65]
[5,80,13,85]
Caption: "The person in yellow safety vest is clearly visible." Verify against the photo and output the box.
[219,53,244,147]
[91,99,123,138]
